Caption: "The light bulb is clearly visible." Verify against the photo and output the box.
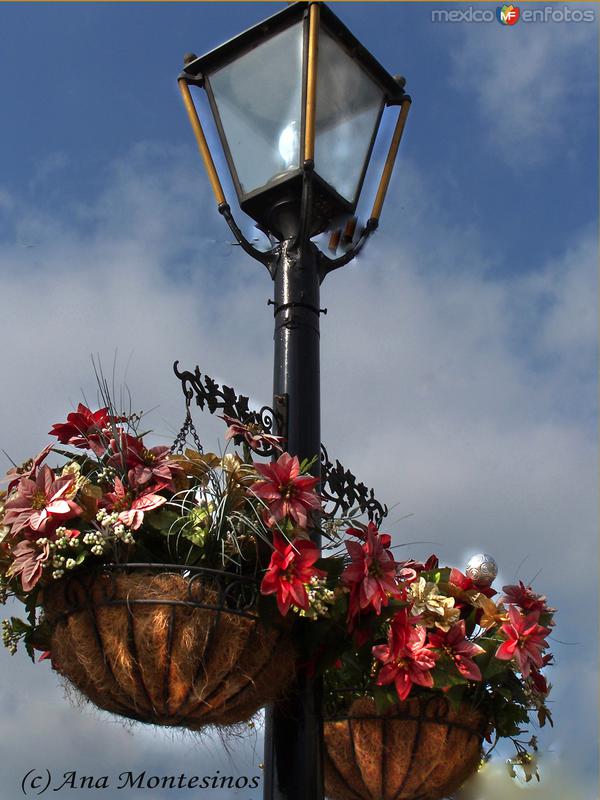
[278,120,299,170]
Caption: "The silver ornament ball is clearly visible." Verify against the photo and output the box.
[465,553,498,587]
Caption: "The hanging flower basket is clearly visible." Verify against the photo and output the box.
[0,399,328,731]
[42,563,294,729]
[323,696,487,800]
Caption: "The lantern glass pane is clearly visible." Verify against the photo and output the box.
[314,30,385,204]
[209,23,304,196]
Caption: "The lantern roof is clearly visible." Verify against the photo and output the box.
[182,2,404,105]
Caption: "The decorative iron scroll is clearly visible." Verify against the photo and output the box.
[173,362,388,524]
[173,361,285,459]
[320,445,387,526]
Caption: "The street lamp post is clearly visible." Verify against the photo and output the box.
[177,3,411,798]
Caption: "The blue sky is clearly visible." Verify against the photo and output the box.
[0,3,597,799]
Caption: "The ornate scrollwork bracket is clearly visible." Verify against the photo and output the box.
[172,362,286,460]
[173,362,387,524]
[320,445,387,526]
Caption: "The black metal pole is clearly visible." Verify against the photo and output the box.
[263,234,324,800]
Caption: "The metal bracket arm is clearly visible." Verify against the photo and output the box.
[218,203,277,274]
[318,217,379,281]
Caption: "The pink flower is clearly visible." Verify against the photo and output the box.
[37,649,52,662]
[395,554,439,584]
[49,404,118,456]
[398,554,439,574]
[448,567,497,604]
[502,581,549,614]
[343,523,400,622]
[109,433,183,490]
[102,477,167,531]
[260,533,325,616]
[220,414,284,452]
[495,606,550,677]
[428,620,485,681]
[3,445,52,493]
[4,466,81,537]
[250,453,321,529]
[7,539,50,591]
[373,610,438,702]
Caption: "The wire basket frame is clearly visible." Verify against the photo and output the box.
[43,564,294,730]
[323,695,487,800]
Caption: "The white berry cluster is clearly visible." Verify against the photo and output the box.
[95,465,117,484]
[96,509,135,544]
[82,530,110,556]
[296,576,337,621]
[1,619,18,655]
[38,524,114,580]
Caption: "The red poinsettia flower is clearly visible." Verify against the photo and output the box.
[250,453,321,529]
[343,522,401,622]
[373,610,438,702]
[428,619,484,681]
[495,605,550,678]
[3,445,52,493]
[260,532,325,616]
[7,539,50,591]
[398,554,439,574]
[449,567,496,599]
[49,404,118,456]
[220,414,284,452]
[37,650,52,662]
[102,477,167,531]
[3,466,81,537]
[502,581,549,614]
[395,554,438,585]
[108,433,183,490]
[529,665,548,695]
[528,654,552,695]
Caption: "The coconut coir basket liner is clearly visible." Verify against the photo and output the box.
[43,567,294,729]
[324,696,487,800]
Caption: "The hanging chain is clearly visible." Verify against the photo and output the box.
[170,405,204,454]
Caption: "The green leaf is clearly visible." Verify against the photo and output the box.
[147,509,181,534]
[24,589,40,627]
[50,447,85,461]
[316,556,345,581]
[477,644,512,681]
[432,655,468,689]
[299,455,319,474]
[24,633,35,662]
[426,567,450,584]
[538,705,553,728]
[9,617,30,636]
[372,685,397,713]
[445,684,466,711]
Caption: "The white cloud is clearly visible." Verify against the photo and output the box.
[449,10,596,164]
[456,758,597,800]
[518,229,598,359]
[0,649,265,799]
